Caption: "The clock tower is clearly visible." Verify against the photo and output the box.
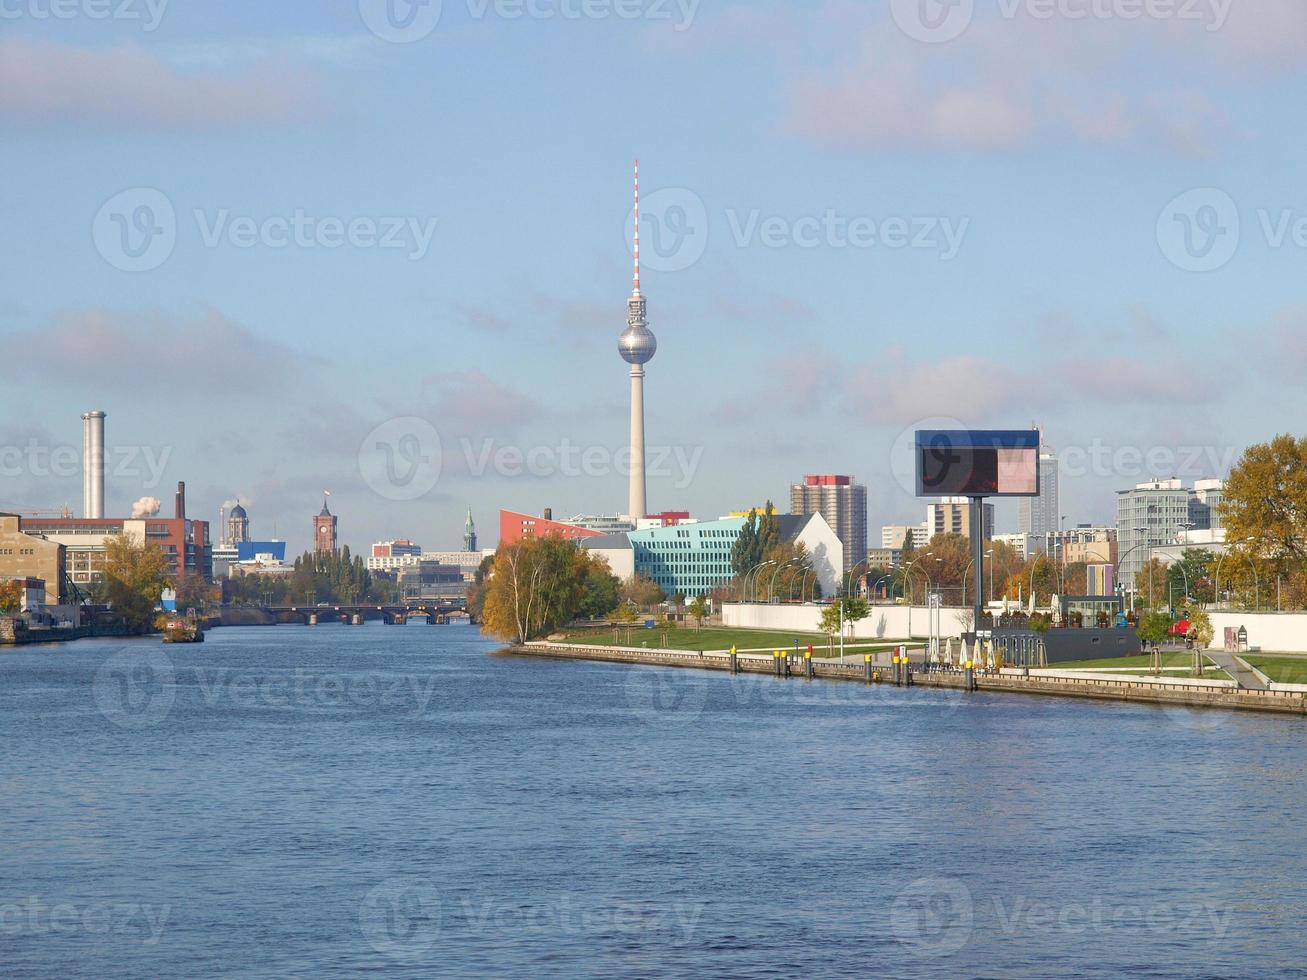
[314,497,337,554]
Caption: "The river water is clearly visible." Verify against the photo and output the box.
[2,623,1305,978]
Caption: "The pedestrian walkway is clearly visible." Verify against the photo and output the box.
[1207,652,1268,690]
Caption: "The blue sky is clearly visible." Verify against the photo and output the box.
[2,0,1305,552]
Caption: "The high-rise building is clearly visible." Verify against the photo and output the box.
[1019,440,1060,537]
[314,496,337,554]
[618,160,657,520]
[463,510,478,552]
[790,474,867,571]
[1190,479,1225,530]
[926,497,995,541]
[882,523,930,551]
[1115,480,1191,590]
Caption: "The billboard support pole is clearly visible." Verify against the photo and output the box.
[970,495,985,642]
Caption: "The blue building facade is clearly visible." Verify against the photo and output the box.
[237,541,286,561]
[629,517,744,598]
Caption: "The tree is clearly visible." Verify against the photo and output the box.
[1137,610,1174,647]
[1223,434,1307,566]
[1166,549,1214,605]
[730,509,761,579]
[102,533,173,634]
[481,537,597,642]
[619,573,665,610]
[174,575,214,614]
[576,558,620,620]
[688,595,709,629]
[1187,608,1215,650]
[757,501,780,558]
[1133,558,1170,609]
[818,596,870,639]
[0,580,23,615]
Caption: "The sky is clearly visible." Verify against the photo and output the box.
[2,0,1306,553]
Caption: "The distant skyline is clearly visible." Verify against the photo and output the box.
[3,2,1306,553]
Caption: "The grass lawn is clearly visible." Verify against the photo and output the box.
[1049,651,1232,679]
[1244,657,1307,684]
[555,625,904,657]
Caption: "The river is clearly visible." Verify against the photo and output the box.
[2,623,1304,978]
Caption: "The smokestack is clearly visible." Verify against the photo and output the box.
[175,481,186,520]
[219,505,226,548]
[81,411,106,519]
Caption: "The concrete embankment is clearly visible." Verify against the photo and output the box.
[509,642,1307,717]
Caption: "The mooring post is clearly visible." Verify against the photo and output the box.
[864,654,873,684]
[965,659,975,692]
[805,650,813,680]
[905,651,913,687]
[773,651,783,677]
[892,652,901,687]
[730,645,738,674]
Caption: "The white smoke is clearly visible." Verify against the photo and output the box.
[223,498,242,510]
[131,496,162,518]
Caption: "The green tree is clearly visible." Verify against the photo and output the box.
[576,558,620,620]
[102,533,173,634]
[1166,549,1214,605]
[688,595,709,629]
[1138,610,1174,646]
[818,596,870,638]
[1187,608,1215,650]
[480,537,599,642]
[730,508,761,579]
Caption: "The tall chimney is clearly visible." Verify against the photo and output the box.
[175,481,186,520]
[81,411,106,519]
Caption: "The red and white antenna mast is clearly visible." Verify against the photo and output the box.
[632,158,641,296]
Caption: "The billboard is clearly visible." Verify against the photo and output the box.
[915,430,1040,497]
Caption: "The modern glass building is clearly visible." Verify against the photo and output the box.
[628,517,744,598]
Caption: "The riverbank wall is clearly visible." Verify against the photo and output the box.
[510,642,1307,717]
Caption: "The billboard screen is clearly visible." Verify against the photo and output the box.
[915,430,1040,497]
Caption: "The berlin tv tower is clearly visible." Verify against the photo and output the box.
[618,160,657,521]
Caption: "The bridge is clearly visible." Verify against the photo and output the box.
[257,598,472,626]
